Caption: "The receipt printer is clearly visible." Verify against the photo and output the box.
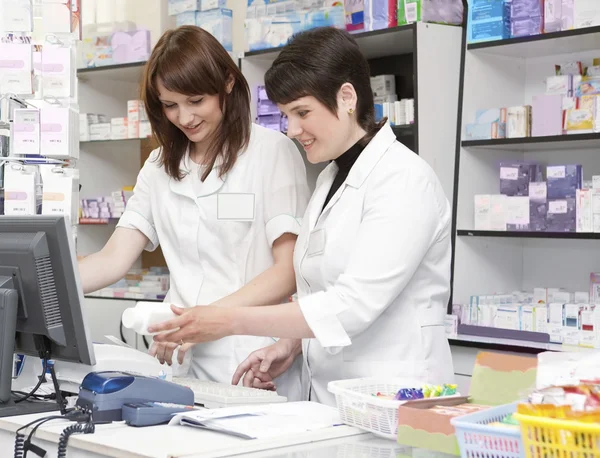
[76,371,194,422]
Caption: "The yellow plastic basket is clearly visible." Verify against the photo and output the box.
[514,413,600,458]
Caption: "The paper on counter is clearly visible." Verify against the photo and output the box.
[169,401,341,439]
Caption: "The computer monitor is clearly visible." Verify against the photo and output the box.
[0,215,95,417]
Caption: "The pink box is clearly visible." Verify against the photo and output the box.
[111,30,151,65]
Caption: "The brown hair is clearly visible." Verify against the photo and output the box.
[141,26,251,181]
[264,27,384,145]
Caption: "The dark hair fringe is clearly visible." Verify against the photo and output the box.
[265,27,383,142]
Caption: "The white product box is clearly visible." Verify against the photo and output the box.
[40,106,79,158]
[12,108,39,155]
[474,195,491,230]
[576,188,593,232]
[89,123,111,141]
[0,0,33,32]
[370,75,396,97]
[110,117,128,140]
[139,120,152,138]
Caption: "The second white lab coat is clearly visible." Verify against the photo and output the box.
[117,124,309,400]
[294,123,454,406]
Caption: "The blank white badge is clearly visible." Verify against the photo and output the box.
[217,193,255,221]
[307,229,325,257]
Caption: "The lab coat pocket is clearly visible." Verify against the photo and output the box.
[219,220,252,247]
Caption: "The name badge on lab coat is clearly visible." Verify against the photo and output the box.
[307,229,325,257]
[217,193,255,221]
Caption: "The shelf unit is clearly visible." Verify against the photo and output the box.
[77,61,147,83]
[457,230,600,240]
[240,21,465,201]
[451,26,600,352]
[462,133,600,151]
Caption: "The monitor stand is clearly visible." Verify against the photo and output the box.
[0,283,61,418]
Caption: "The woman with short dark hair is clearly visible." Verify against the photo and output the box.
[150,27,454,406]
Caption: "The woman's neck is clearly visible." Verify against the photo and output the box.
[190,142,207,165]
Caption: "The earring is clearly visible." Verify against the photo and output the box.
[348,108,355,115]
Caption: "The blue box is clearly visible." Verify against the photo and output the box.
[468,0,510,43]
[546,197,576,232]
[168,0,226,16]
[547,165,582,199]
[500,161,540,197]
[176,11,197,26]
[196,9,232,51]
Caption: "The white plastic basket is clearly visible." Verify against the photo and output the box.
[328,377,430,440]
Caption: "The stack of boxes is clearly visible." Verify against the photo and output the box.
[80,29,151,69]
[466,59,600,140]
[473,162,600,233]
[255,86,286,132]
[80,100,151,142]
[371,74,415,126]
[245,0,462,52]
[90,267,170,301]
[469,0,600,44]
[456,284,600,349]
[80,189,133,221]
[170,0,232,51]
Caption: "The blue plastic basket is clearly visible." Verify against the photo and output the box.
[450,402,523,458]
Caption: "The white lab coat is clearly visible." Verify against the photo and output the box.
[117,124,310,400]
[294,123,454,407]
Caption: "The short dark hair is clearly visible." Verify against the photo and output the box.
[265,27,383,143]
[141,26,251,181]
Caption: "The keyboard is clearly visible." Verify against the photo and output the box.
[172,377,287,409]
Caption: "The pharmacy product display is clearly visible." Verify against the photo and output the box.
[471,163,600,233]
[465,59,600,141]
[468,0,600,44]
[80,188,133,222]
[0,0,81,227]
[170,0,232,51]
[244,0,463,52]
[80,26,151,68]
[454,282,600,347]
[80,100,151,141]
[255,77,414,134]
[87,267,170,301]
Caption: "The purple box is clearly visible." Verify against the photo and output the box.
[280,115,288,133]
[257,114,282,132]
[547,164,582,199]
[529,182,547,231]
[257,86,280,116]
[500,161,540,196]
[510,0,543,37]
[532,94,563,137]
[547,197,576,232]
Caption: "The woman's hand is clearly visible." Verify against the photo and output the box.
[149,341,194,365]
[149,304,234,345]
[231,339,302,390]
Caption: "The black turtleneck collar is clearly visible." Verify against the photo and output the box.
[322,139,366,211]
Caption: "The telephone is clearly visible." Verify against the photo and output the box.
[53,343,172,394]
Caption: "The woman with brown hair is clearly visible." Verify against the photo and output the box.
[149,27,454,406]
[78,26,309,399]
